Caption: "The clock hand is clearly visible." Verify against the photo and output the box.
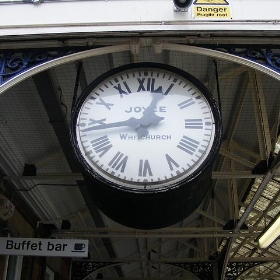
[82,115,162,138]
[139,89,165,126]
[82,91,165,136]
[81,117,142,132]
[135,126,150,138]
[135,114,164,138]
[135,90,165,137]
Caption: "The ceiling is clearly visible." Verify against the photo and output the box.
[0,34,280,280]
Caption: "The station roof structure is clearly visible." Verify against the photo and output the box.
[0,0,280,279]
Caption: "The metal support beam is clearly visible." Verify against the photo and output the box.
[33,71,81,172]
[250,70,272,160]
[78,182,125,277]
[51,228,260,239]
[5,171,276,181]
[219,152,280,280]
[219,147,256,169]
[226,73,250,144]
[33,70,123,277]
[195,209,227,226]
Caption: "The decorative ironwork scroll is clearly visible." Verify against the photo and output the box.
[71,261,121,280]
[215,47,280,72]
[167,262,214,280]
[2,46,280,88]
[70,260,265,280]
[0,50,75,85]
[225,262,264,280]
[167,261,266,280]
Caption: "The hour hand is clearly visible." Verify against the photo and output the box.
[81,117,141,132]
[138,90,165,126]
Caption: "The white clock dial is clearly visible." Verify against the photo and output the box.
[73,64,218,190]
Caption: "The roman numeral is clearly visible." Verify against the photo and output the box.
[108,152,128,173]
[88,118,106,126]
[96,98,114,110]
[137,77,162,93]
[138,159,153,177]
[91,136,113,157]
[165,154,179,171]
[177,136,199,155]
[137,77,176,95]
[185,119,203,129]
[113,81,131,96]
[164,83,175,95]
[178,98,195,109]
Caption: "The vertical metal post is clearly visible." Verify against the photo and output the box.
[6,255,23,280]
[250,70,272,160]
[3,254,10,280]
[212,261,220,280]
[2,232,10,280]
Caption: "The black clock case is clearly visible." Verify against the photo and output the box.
[83,161,216,229]
[70,62,222,229]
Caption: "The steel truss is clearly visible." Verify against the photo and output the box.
[1,39,280,280]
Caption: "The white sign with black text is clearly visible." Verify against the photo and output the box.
[0,237,88,257]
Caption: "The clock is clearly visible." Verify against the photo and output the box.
[70,62,222,229]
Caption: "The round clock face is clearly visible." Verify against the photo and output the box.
[71,63,221,191]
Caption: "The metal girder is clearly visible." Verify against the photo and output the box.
[250,70,272,160]
[226,73,250,144]
[69,257,280,263]
[74,61,88,92]
[0,37,279,52]
[33,70,123,277]
[78,183,125,277]
[230,140,261,161]
[3,171,272,181]
[219,148,256,169]
[219,152,280,279]
[195,209,226,226]
[32,71,81,172]
[177,240,209,258]
[231,180,280,259]
[51,227,259,239]
[62,231,256,238]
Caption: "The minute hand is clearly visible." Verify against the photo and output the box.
[81,117,141,132]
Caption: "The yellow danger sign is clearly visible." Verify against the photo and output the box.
[193,0,231,19]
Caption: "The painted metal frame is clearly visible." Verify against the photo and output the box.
[1,43,280,91]
[1,42,280,280]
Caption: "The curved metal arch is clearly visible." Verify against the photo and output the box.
[1,42,280,96]
[71,261,124,280]
[236,261,280,280]
[162,43,280,81]
[71,260,208,280]
[227,261,265,280]
[68,259,276,280]
[167,261,213,279]
[0,44,131,96]
[81,263,126,280]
